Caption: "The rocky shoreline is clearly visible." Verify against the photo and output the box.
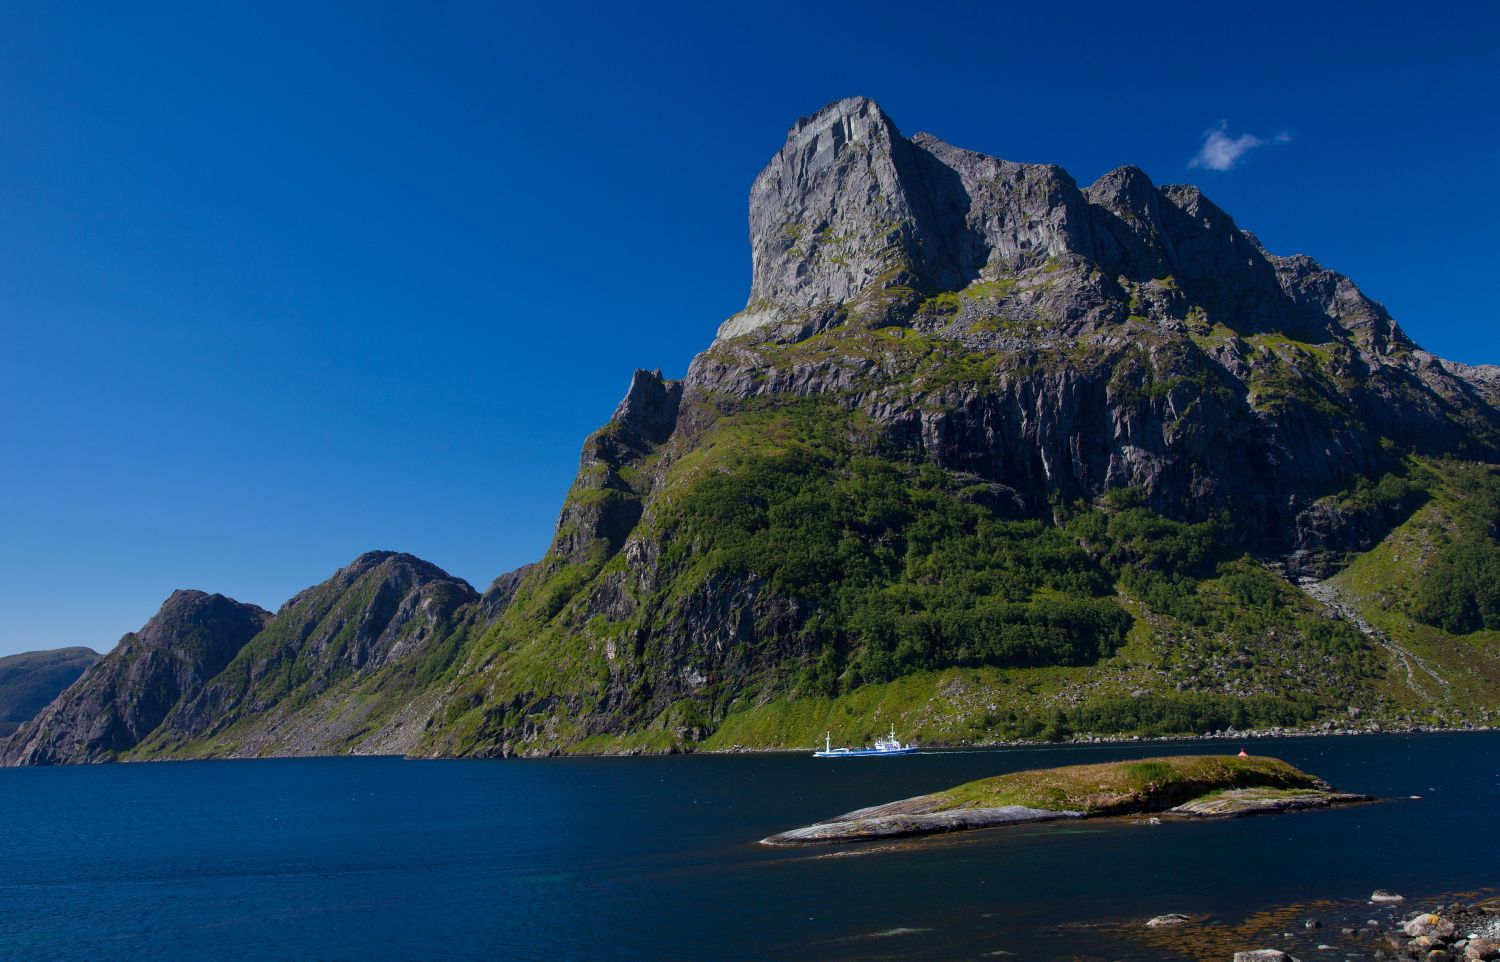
[760,785,1368,845]
[759,754,1369,845]
[699,720,1500,758]
[1126,889,1500,961]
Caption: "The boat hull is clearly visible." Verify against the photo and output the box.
[812,747,919,758]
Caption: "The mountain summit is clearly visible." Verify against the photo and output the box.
[7,99,1499,763]
[707,97,1498,544]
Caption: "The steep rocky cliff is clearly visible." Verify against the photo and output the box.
[1,592,268,764]
[0,647,99,737]
[417,98,1500,756]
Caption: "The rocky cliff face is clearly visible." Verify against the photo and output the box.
[1,592,268,764]
[418,98,1500,756]
[707,98,1497,552]
[0,647,99,736]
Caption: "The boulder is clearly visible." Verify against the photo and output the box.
[1147,914,1191,928]
[1406,915,1458,939]
[1467,938,1500,960]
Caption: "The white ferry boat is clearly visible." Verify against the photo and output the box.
[812,725,918,757]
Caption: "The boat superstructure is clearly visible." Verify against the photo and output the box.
[812,725,918,757]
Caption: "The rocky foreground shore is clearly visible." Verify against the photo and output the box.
[1132,891,1500,961]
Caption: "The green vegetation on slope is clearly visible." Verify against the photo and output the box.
[134,558,479,759]
[434,397,1137,754]
[1328,460,1500,722]
[433,390,1412,756]
[1407,463,1500,634]
[418,299,1497,757]
[660,419,1130,692]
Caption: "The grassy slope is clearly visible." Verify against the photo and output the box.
[703,461,1500,753]
[1328,460,1500,723]
[132,574,479,759]
[931,755,1320,814]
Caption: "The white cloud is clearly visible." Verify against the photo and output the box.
[1189,121,1291,171]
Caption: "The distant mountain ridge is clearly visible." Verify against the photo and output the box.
[7,97,1499,764]
[1,591,267,764]
[0,647,98,737]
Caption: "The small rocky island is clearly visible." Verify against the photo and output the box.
[760,754,1368,845]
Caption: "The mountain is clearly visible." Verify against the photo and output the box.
[1,592,268,764]
[1,553,506,765]
[133,551,482,758]
[415,97,1500,756]
[0,647,99,737]
[7,97,1499,764]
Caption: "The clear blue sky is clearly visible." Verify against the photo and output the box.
[2,1,1496,655]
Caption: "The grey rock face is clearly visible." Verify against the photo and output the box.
[1405,914,1459,940]
[697,97,1500,547]
[721,97,1093,340]
[718,96,1471,370]
[1165,788,1369,817]
[721,98,921,339]
[612,369,683,445]
[553,370,682,560]
[0,647,99,735]
[1,592,269,765]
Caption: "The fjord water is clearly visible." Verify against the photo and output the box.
[1,733,1495,961]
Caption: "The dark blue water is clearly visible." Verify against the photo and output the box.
[1,732,1496,961]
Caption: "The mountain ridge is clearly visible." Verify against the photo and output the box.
[1,591,269,764]
[0,647,99,737]
[6,97,1498,764]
